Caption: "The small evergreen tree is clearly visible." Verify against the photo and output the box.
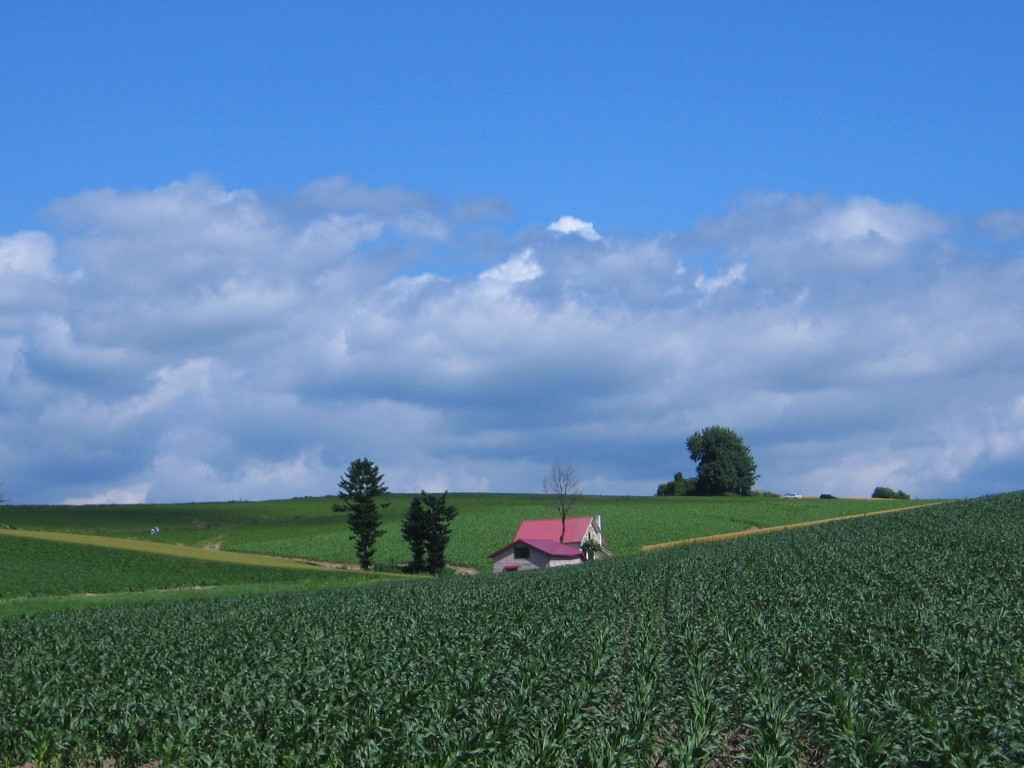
[401,495,430,573]
[333,458,388,570]
[424,492,458,575]
[402,491,458,575]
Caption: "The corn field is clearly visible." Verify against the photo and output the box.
[2,493,1023,767]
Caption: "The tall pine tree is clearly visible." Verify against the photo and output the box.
[333,458,388,569]
[401,495,430,573]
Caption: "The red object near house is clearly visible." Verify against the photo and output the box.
[514,516,595,545]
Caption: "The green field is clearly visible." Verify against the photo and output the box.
[1,492,1022,767]
[0,493,923,574]
[0,533,391,613]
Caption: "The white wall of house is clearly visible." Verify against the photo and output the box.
[547,554,583,568]
[490,544,583,573]
[491,545,537,572]
[491,548,548,573]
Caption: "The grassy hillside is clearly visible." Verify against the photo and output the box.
[0,532,399,617]
[1,492,1021,767]
[1,493,925,573]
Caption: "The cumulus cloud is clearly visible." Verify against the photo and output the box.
[1,178,1023,504]
[690,193,947,280]
[979,209,1024,241]
[65,483,152,506]
[479,249,544,284]
[695,263,746,296]
[548,215,602,241]
[0,231,67,312]
[0,231,59,278]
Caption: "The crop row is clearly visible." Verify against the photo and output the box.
[2,493,1023,766]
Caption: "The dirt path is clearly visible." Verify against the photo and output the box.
[282,557,480,575]
[641,501,944,553]
[285,557,364,571]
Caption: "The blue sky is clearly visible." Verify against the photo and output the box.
[2,2,1023,503]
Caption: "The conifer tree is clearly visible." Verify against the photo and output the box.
[402,491,458,575]
[333,458,388,569]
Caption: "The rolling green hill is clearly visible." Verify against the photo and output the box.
[0,493,925,574]
[0,530,400,617]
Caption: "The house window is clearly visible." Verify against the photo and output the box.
[513,544,530,560]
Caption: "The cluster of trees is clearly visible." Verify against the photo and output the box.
[654,427,914,499]
[334,458,458,574]
[335,458,584,572]
[657,426,759,496]
[872,486,911,500]
[656,472,699,497]
[401,491,458,574]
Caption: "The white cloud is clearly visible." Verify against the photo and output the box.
[809,196,944,247]
[0,231,67,312]
[2,178,1024,504]
[293,214,385,264]
[479,249,544,283]
[695,263,746,295]
[979,209,1024,241]
[0,231,58,278]
[115,360,213,424]
[548,215,602,241]
[64,483,152,506]
[691,193,946,279]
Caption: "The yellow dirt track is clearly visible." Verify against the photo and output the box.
[640,502,943,553]
[0,526,327,570]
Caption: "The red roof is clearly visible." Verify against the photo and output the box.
[518,538,586,557]
[487,538,585,559]
[515,516,594,546]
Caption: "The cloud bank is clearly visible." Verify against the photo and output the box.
[2,177,1022,503]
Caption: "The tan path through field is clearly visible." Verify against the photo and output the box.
[0,526,479,574]
[640,501,943,552]
[0,527,332,571]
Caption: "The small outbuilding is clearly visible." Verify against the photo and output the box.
[489,515,610,573]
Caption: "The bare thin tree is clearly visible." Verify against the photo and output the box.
[543,462,582,543]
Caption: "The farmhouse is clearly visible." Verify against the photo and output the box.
[489,515,610,573]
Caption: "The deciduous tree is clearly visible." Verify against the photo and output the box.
[333,458,388,569]
[872,486,910,500]
[686,426,759,496]
[544,462,582,543]
[656,472,698,496]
